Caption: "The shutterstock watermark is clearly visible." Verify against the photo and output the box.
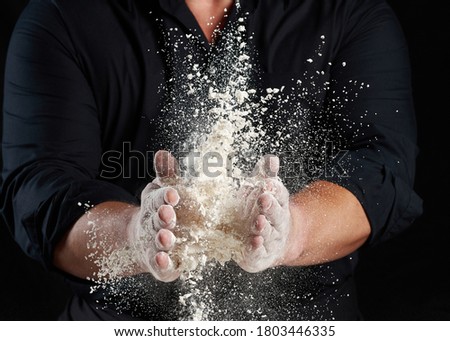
[100,141,349,180]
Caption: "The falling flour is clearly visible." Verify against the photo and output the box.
[86,6,371,320]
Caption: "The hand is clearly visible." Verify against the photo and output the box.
[128,150,181,282]
[237,155,291,273]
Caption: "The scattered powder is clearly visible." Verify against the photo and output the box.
[153,19,272,318]
[85,9,371,321]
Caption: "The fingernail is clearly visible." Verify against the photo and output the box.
[164,189,180,205]
[259,196,272,210]
[155,252,169,269]
[159,205,174,224]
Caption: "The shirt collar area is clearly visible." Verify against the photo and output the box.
[157,0,259,14]
[157,0,185,14]
[238,0,259,13]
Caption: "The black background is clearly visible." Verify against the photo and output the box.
[1,0,449,320]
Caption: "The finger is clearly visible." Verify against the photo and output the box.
[243,186,263,217]
[247,215,272,252]
[264,155,280,178]
[154,150,180,179]
[155,252,170,270]
[142,187,180,212]
[250,235,264,250]
[252,154,280,178]
[155,229,176,251]
[154,252,180,282]
[164,187,180,206]
[237,182,254,199]
[265,178,290,208]
[258,192,287,229]
[253,214,267,234]
[252,214,275,242]
[151,205,176,231]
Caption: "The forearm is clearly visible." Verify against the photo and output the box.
[282,180,371,266]
[52,153,183,282]
[53,201,140,280]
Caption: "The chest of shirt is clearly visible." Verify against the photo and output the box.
[68,1,349,133]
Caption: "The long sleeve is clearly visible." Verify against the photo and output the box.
[321,0,422,244]
[1,0,138,268]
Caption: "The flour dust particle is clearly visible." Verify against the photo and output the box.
[87,7,370,321]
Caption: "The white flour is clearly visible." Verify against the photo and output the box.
[160,24,269,318]
[86,6,369,319]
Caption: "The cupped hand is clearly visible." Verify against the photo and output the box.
[237,155,291,273]
[129,150,181,282]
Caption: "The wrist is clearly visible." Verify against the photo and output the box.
[124,205,153,274]
[124,205,141,244]
[279,201,307,266]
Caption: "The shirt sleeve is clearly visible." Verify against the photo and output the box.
[320,0,422,245]
[1,0,139,269]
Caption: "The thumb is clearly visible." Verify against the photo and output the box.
[154,150,180,180]
[252,154,279,178]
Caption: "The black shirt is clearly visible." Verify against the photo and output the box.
[1,0,422,320]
